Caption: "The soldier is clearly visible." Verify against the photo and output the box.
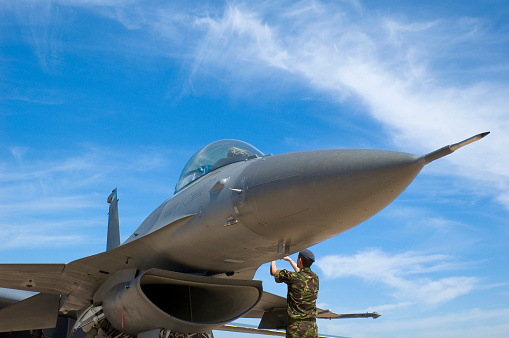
[270,249,319,338]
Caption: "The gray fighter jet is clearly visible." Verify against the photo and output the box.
[0,132,489,338]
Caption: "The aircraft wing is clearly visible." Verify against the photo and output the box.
[242,290,287,318]
[58,214,197,312]
[0,264,66,294]
[0,288,36,308]
[0,215,197,314]
[0,292,60,332]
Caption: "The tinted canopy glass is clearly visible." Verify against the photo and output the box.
[175,140,264,193]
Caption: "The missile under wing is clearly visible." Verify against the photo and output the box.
[0,132,489,337]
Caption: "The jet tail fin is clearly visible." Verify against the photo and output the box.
[107,188,120,251]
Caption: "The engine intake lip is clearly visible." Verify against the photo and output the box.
[102,268,263,335]
[140,270,262,324]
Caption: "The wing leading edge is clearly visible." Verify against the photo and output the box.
[0,264,65,294]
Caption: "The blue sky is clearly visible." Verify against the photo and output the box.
[1,1,508,337]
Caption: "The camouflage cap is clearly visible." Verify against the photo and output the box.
[299,249,315,262]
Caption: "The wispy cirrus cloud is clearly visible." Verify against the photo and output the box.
[0,144,175,250]
[8,1,507,201]
[1,221,92,250]
[186,2,508,207]
[316,249,479,307]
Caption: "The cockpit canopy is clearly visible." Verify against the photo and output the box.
[175,140,264,193]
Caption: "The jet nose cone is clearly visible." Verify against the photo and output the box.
[234,149,424,245]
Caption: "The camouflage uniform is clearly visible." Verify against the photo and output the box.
[275,267,319,338]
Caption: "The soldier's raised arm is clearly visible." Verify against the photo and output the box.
[283,256,300,272]
[270,260,278,276]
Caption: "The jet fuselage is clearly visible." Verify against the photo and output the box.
[123,144,424,277]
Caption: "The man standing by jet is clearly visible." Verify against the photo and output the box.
[270,249,319,338]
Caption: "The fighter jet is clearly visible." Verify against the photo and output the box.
[0,132,489,338]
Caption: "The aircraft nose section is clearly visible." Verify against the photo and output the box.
[233,149,424,245]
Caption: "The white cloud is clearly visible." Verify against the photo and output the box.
[8,2,508,197]
[187,1,509,208]
[11,0,507,208]
[2,227,89,250]
[10,147,30,166]
[0,145,175,249]
[316,249,478,307]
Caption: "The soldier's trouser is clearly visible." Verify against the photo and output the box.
[286,319,318,338]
